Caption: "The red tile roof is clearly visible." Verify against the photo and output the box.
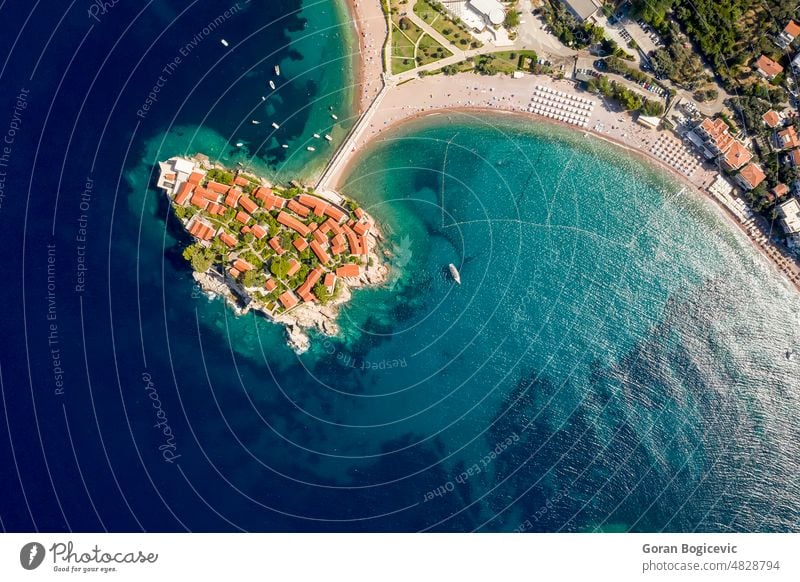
[352,221,370,235]
[234,175,249,187]
[265,278,277,292]
[253,186,273,201]
[187,172,204,184]
[293,237,309,252]
[310,240,331,264]
[323,218,342,235]
[233,258,253,272]
[188,220,215,241]
[772,183,790,198]
[739,163,766,189]
[324,205,346,222]
[277,211,310,236]
[207,202,225,215]
[278,290,298,309]
[286,259,301,277]
[312,229,328,245]
[175,182,194,205]
[343,225,361,255]
[287,199,311,218]
[297,267,323,302]
[206,181,230,193]
[324,273,336,289]
[354,207,364,219]
[336,264,360,278]
[791,149,800,166]
[190,192,209,209]
[784,20,800,38]
[722,141,752,170]
[778,126,800,149]
[236,211,252,224]
[224,189,241,207]
[269,237,285,255]
[239,196,258,214]
[330,233,346,255]
[763,110,781,128]
[219,232,237,248]
[251,224,267,239]
[229,267,240,278]
[756,55,783,78]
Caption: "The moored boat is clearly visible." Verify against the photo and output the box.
[449,263,461,285]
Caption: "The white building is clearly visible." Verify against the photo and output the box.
[778,198,800,242]
[559,0,602,23]
[467,0,505,27]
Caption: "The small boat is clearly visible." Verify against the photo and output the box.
[787,349,795,361]
[331,113,338,120]
[274,65,281,76]
[261,96,266,101]
[313,133,320,139]
[220,39,229,47]
[307,146,316,152]
[281,144,289,149]
[324,134,333,142]
[235,142,244,147]
[449,263,461,285]
[269,80,276,90]
[271,122,280,129]
[251,120,261,125]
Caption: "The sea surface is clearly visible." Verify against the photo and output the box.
[0,1,799,532]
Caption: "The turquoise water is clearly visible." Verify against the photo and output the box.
[7,0,798,531]
[133,112,799,530]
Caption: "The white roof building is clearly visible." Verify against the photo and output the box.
[559,0,602,22]
[468,0,505,26]
[778,198,800,235]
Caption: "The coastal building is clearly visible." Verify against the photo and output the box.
[776,126,800,150]
[558,0,601,22]
[776,20,800,49]
[778,198,800,246]
[336,264,360,278]
[763,110,783,129]
[736,163,767,191]
[755,55,783,80]
[692,117,734,158]
[789,148,800,167]
[721,140,753,171]
[278,290,299,310]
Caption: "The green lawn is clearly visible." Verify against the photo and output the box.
[413,0,482,49]
[417,34,453,66]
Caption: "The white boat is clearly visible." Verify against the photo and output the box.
[324,134,332,141]
[269,80,276,90]
[274,65,281,76]
[220,39,229,47]
[313,133,320,139]
[331,113,338,120]
[281,144,289,149]
[271,122,280,129]
[251,120,261,125]
[261,96,266,101]
[235,142,244,147]
[307,146,316,152]
[448,263,461,285]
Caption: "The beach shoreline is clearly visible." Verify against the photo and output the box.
[339,0,386,115]
[327,68,800,292]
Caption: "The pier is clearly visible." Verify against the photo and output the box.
[315,76,391,194]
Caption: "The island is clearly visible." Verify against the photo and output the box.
[156,155,388,353]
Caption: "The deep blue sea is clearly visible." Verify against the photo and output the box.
[0,1,798,532]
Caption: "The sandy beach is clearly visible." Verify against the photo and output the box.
[334,70,800,290]
[341,0,386,114]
